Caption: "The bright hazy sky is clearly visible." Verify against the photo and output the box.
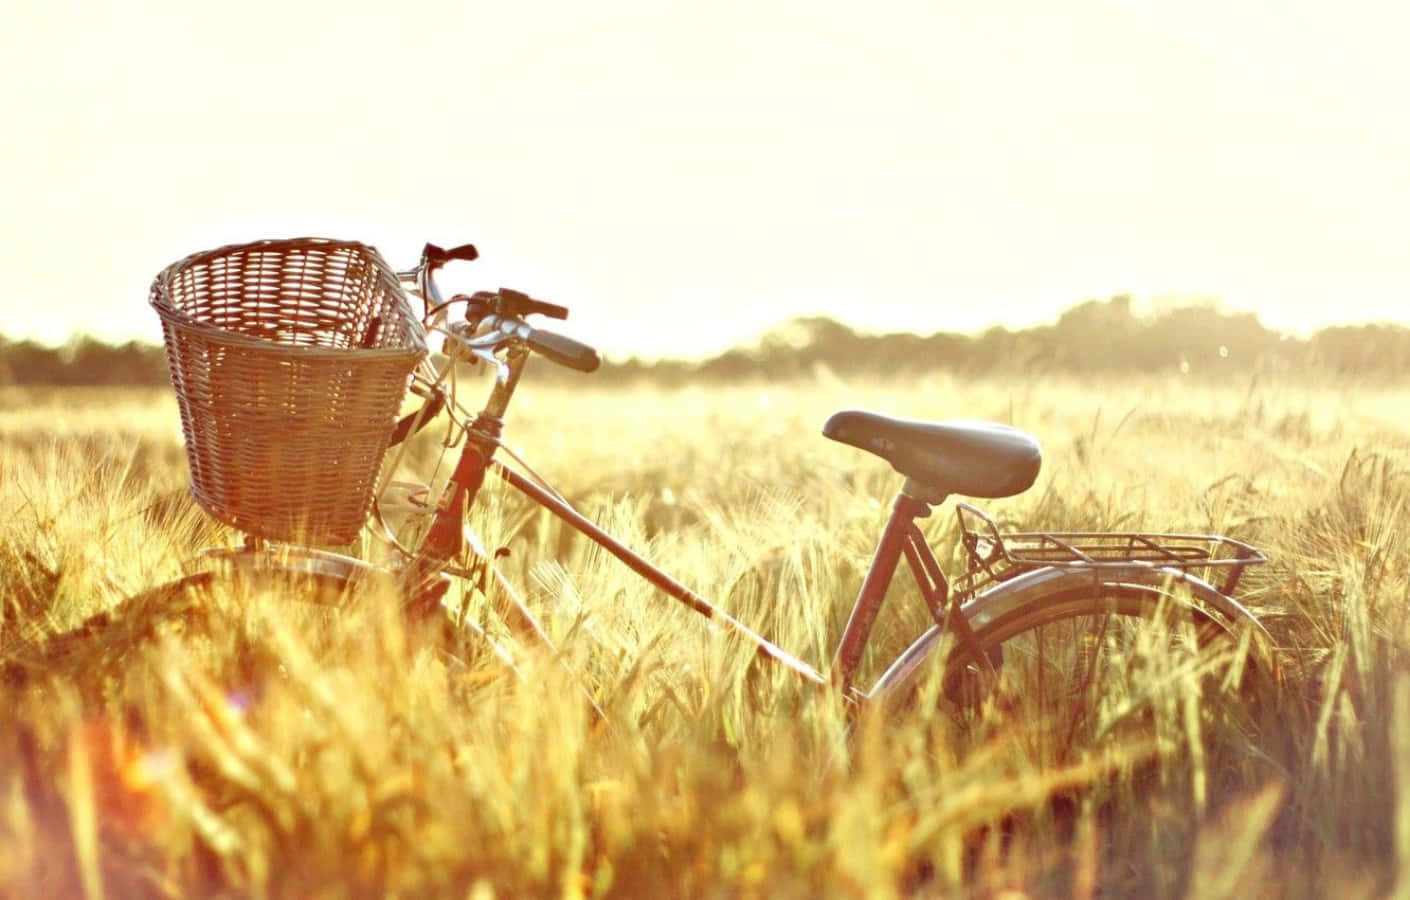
[3,0,1407,359]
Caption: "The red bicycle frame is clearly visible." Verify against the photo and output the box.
[402,347,981,699]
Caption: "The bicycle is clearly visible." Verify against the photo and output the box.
[14,239,1276,745]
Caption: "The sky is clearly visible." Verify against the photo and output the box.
[3,0,1407,360]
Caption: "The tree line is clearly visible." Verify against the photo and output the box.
[0,336,167,386]
[3,297,1408,386]
[611,297,1410,382]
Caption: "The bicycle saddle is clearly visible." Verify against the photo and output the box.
[823,410,1041,499]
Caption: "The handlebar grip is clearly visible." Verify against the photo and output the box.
[423,242,480,266]
[525,327,600,373]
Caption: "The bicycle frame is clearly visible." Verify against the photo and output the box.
[396,344,989,701]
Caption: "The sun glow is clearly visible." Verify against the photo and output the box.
[2,0,1406,358]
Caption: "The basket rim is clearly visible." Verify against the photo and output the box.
[153,302,427,360]
[150,236,427,357]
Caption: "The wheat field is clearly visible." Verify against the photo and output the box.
[2,370,1409,898]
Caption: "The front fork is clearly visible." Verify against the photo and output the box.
[404,346,527,617]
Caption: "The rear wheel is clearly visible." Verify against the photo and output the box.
[937,585,1273,764]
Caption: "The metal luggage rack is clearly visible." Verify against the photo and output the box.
[952,502,1267,601]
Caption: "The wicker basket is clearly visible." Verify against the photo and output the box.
[151,238,427,544]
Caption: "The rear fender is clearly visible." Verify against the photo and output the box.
[866,564,1268,702]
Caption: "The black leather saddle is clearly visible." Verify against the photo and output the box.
[823,410,1041,499]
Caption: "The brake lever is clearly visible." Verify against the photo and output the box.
[447,291,499,324]
[497,287,569,320]
[443,319,513,381]
[470,347,509,380]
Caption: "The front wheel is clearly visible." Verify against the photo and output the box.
[3,569,370,686]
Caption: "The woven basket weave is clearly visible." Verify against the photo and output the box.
[151,238,427,544]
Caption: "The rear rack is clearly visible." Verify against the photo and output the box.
[953,502,1267,601]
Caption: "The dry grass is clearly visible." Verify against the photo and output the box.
[2,372,1409,898]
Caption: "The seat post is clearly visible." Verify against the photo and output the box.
[900,477,948,506]
[831,486,940,693]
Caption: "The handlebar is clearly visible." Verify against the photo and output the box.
[422,242,480,266]
[484,315,601,373]
[387,245,600,450]
[399,243,600,374]
[443,313,601,373]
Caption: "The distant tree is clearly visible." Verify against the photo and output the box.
[1310,324,1410,375]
